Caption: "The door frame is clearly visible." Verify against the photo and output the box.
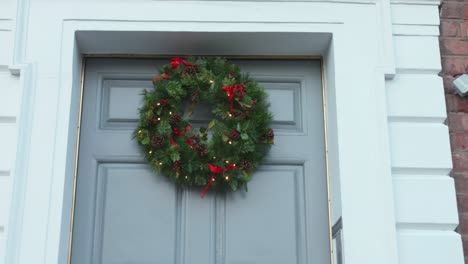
[6,6,399,263]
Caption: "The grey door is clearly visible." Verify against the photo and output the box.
[71,58,329,264]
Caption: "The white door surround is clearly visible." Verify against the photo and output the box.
[6,3,403,264]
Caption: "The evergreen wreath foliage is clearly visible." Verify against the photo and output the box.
[134,57,274,197]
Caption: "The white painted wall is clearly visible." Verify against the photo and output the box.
[386,7,463,263]
[0,0,463,264]
[0,0,19,261]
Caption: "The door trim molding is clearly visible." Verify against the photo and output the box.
[66,57,86,264]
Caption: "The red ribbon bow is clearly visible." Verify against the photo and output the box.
[201,164,236,198]
[171,57,194,70]
[222,84,245,112]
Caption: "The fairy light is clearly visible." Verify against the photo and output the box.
[185,176,188,179]
[209,80,214,84]
[157,117,161,121]
[157,103,161,106]
[148,150,153,154]
[228,113,233,117]
[169,111,172,115]
[225,176,229,180]
[228,141,232,145]
[158,162,163,166]
[233,164,236,167]
[225,160,230,164]
[138,130,142,135]
[213,156,216,159]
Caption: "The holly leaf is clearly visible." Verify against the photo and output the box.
[236,123,241,132]
[208,120,216,129]
[240,141,255,153]
[156,120,171,134]
[146,110,153,119]
[141,136,150,145]
[170,151,180,161]
[230,179,238,191]
[241,133,249,140]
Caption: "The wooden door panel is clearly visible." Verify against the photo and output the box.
[97,70,309,134]
[224,166,306,264]
[72,58,329,264]
[94,164,178,264]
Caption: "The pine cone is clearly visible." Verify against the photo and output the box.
[194,143,208,157]
[173,160,182,171]
[265,129,274,140]
[151,134,166,148]
[239,159,253,171]
[184,66,197,75]
[170,113,182,126]
[152,74,162,84]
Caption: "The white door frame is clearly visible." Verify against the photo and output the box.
[6,2,399,264]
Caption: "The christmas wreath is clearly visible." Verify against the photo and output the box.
[134,57,274,197]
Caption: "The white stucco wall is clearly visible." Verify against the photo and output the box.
[0,0,463,264]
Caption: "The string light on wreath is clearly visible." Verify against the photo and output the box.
[134,57,274,198]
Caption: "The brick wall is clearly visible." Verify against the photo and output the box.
[441,0,468,262]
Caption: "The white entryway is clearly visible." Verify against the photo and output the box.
[0,1,462,264]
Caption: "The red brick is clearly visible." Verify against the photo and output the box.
[453,153,468,172]
[449,113,468,132]
[447,94,468,112]
[460,214,468,235]
[442,57,466,75]
[455,173,468,194]
[445,75,458,94]
[458,194,468,212]
[441,2,464,18]
[441,20,461,37]
[440,39,468,55]
[451,133,468,152]
[447,94,456,111]
[465,4,468,19]
[461,21,468,38]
